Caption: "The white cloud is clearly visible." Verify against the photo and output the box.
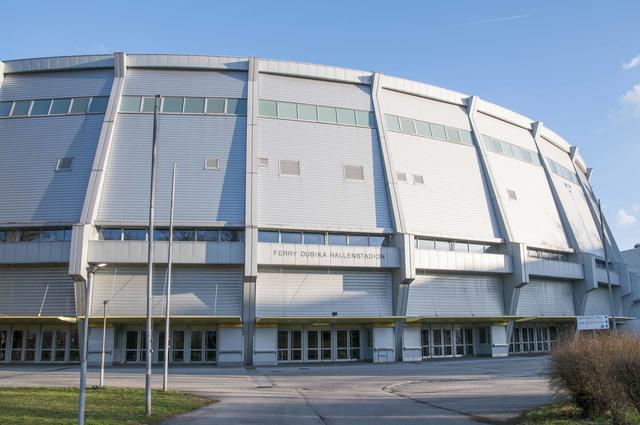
[633,203,640,214]
[617,209,638,227]
[623,55,640,70]
[619,84,640,116]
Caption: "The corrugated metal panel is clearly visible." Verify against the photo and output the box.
[380,75,468,106]
[4,55,114,74]
[0,69,113,100]
[380,89,471,130]
[0,115,104,224]
[0,267,75,316]
[584,288,613,316]
[123,69,247,98]
[257,118,391,231]
[126,55,248,71]
[517,279,575,316]
[388,132,501,240]
[487,153,570,250]
[259,60,373,85]
[259,73,372,110]
[91,266,243,316]
[97,115,245,224]
[475,112,536,151]
[406,273,504,317]
[256,269,392,317]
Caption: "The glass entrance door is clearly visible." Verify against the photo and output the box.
[124,330,146,363]
[11,329,37,362]
[0,329,7,362]
[454,328,474,356]
[431,327,453,357]
[190,329,217,363]
[277,329,302,363]
[40,330,67,362]
[307,330,331,362]
[336,329,361,361]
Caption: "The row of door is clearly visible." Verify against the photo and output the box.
[509,326,559,354]
[277,328,363,363]
[420,326,475,358]
[118,328,217,364]
[0,327,79,363]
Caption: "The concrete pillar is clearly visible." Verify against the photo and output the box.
[401,326,422,361]
[253,326,277,366]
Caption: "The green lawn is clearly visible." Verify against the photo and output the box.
[0,387,213,425]
[520,402,640,425]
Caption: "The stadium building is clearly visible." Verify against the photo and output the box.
[0,53,637,366]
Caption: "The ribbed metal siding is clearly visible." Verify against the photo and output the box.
[389,132,501,240]
[476,112,536,151]
[380,89,471,130]
[257,119,391,230]
[259,73,373,110]
[91,266,243,316]
[123,69,247,98]
[0,69,113,100]
[0,267,75,316]
[97,115,246,224]
[584,288,613,316]
[256,269,392,317]
[406,273,504,317]
[0,115,104,223]
[517,279,575,316]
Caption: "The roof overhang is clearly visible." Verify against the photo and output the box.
[86,315,242,326]
[0,316,78,324]
[256,316,403,326]
[406,316,522,325]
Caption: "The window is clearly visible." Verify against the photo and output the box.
[479,327,490,344]
[226,98,247,115]
[70,98,90,114]
[459,130,473,145]
[303,232,325,245]
[184,97,205,114]
[417,239,435,250]
[0,229,18,242]
[123,228,146,241]
[337,108,356,126]
[279,160,301,176]
[162,97,184,113]
[0,102,11,117]
[31,99,52,116]
[141,97,156,113]
[344,165,364,181]
[385,114,400,132]
[11,101,31,116]
[196,229,219,241]
[258,230,279,243]
[412,174,424,185]
[507,189,518,201]
[445,127,461,143]
[154,229,170,241]
[119,96,140,113]
[20,229,41,242]
[317,106,337,124]
[277,102,298,119]
[355,110,374,127]
[328,233,348,246]
[348,234,369,246]
[220,230,243,242]
[435,240,452,251]
[399,117,416,134]
[429,123,446,140]
[468,243,486,253]
[454,242,468,252]
[88,96,109,113]
[258,99,277,117]
[204,157,219,170]
[41,229,64,242]
[258,157,269,167]
[206,98,225,114]
[51,98,71,114]
[56,157,73,171]
[397,172,407,182]
[369,235,389,247]
[297,104,318,121]
[415,121,431,137]
[173,229,195,241]
[280,232,302,244]
[99,228,122,240]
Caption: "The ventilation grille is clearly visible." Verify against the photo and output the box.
[204,157,219,170]
[56,157,73,171]
[279,160,301,176]
[258,157,269,167]
[397,172,407,182]
[413,174,424,185]
[507,189,518,200]
[344,165,364,180]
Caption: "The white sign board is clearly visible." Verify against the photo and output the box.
[576,315,610,330]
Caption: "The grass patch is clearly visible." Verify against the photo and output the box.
[520,402,640,425]
[0,387,213,425]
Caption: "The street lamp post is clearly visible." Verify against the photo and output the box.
[99,300,109,387]
[78,262,106,425]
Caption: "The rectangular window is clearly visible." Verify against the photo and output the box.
[317,106,337,124]
[154,229,170,241]
[204,157,219,170]
[50,98,71,115]
[369,235,389,247]
[297,104,318,121]
[173,229,195,241]
[280,232,302,244]
[396,172,407,182]
[385,114,400,131]
[0,102,12,117]
[56,157,73,171]
[454,242,468,252]
[258,99,277,117]
[417,239,435,250]
[184,97,205,114]
[11,101,31,116]
[412,174,424,185]
[336,108,356,126]
[88,96,109,113]
[226,98,247,115]
[140,97,156,113]
[399,117,416,134]
[348,234,369,246]
[30,99,52,116]
[220,230,243,242]
[99,228,121,240]
[355,110,374,127]
[303,232,325,245]
[445,127,461,143]
[279,160,301,176]
[123,228,146,241]
[258,157,269,167]
[415,121,431,137]
[70,97,90,114]
[344,165,364,181]
[277,102,298,119]
[193,229,217,241]
[459,130,473,145]
[429,123,446,140]
[258,230,279,243]
[435,240,452,251]
[20,229,41,242]
[0,229,18,242]
[468,243,486,253]
[119,96,141,113]
[205,98,225,114]
[41,229,64,242]
[162,97,184,113]
[328,233,348,246]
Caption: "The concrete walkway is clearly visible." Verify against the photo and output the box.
[0,356,553,424]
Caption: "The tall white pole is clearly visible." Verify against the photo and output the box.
[163,163,177,391]
[146,94,160,415]
[99,300,108,387]
[598,199,617,331]
[78,268,94,425]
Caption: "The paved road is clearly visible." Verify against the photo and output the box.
[0,356,554,424]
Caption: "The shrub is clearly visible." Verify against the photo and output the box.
[547,331,640,425]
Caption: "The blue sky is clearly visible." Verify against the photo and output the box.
[2,0,639,249]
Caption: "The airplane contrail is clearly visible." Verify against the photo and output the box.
[468,14,529,25]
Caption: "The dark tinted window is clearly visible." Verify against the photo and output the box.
[123,228,146,241]
[258,231,279,243]
[196,229,219,241]
[100,228,121,240]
